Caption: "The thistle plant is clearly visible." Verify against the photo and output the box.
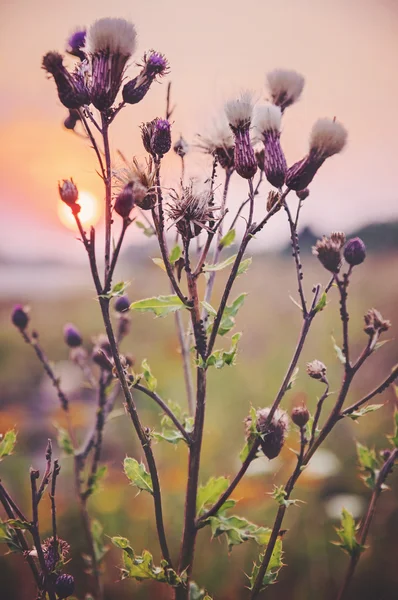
[1,15,398,600]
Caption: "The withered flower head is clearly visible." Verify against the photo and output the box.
[196,116,235,172]
[42,537,70,572]
[255,407,289,460]
[114,157,157,210]
[123,51,169,105]
[266,190,282,213]
[225,92,257,179]
[253,103,287,188]
[42,51,90,109]
[364,308,391,336]
[141,118,171,157]
[167,183,218,240]
[312,235,342,273]
[306,359,327,381]
[330,231,346,249]
[266,69,305,112]
[86,18,137,111]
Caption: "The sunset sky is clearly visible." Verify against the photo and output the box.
[1,0,398,263]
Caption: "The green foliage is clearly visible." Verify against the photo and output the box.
[152,401,193,445]
[0,430,17,461]
[0,520,23,553]
[169,244,182,264]
[347,404,383,421]
[334,508,363,558]
[217,294,247,337]
[237,257,252,276]
[313,291,327,314]
[88,465,108,496]
[124,457,153,495]
[152,258,166,272]
[112,537,182,586]
[130,295,185,317]
[248,539,284,590]
[196,477,230,517]
[331,335,346,364]
[271,485,300,508]
[136,220,155,237]
[205,333,242,369]
[356,442,379,489]
[239,406,259,462]
[390,410,398,448]
[219,229,236,249]
[207,513,271,551]
[203,254,236,272]
[90,519,108,565]
[141,359,157,392]
[54,424,74,456]
[189,582,211,600]
[100,281,130,299]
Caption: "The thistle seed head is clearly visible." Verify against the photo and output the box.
[312,236,342,273]
[330,231,346,249]
[167,183,218,240]
[306,359,327,381]
[253,103,282,136]
[256,407,289,460]
[266,69,305,112]
[42,537,70,572]
[225,91,254,131]
[63,324,82,348]
[364,308,391,336]
[86,18,137,56]
[309,118,347,160]
[344,237,366,266]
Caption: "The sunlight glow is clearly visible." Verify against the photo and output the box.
[58,191,101,230]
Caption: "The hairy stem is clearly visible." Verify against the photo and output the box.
[101,114,112,282]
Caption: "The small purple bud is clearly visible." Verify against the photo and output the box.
[58,179,79,206]
[296,188,310,201]
[114,295,130,313]
[63,324,82,348]
[123,77,152,104]
[152,119,172,157]
[291,404,310,428]
[67,30,86,60]
[145,51,168,77]
[343,237,366,266]
[42,52,89,109]
[114,183,135,219]
[55,574,75,599]
[12,305,29,330]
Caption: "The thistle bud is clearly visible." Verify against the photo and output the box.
[42,52,89,109]
[296,188,309,201]
[92,348,113,371]
[11,305,29,330]
[141,118,171,157]
[114,295,130,313]
[253,104,287,188]
[343,237,366,266]
[306,360,327,381]
[66,29,86,60]
[330,232,346,248]
[225,92,257,179]
[174,136,189,158]
[58,179,79,207]
[380,449,392,461]
[266,190,281,213]
[312,236,342,273]
[364,308,391,336]
[256,408,289,460]
[114,183,135,219]
[63,324,82,348]
[123,51,168,105]
[55,574,75,599]
[291,404,310,428]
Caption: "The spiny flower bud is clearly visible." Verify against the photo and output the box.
[63,324,82,348]
[364,308,391,336]
[266,190,281,213]
[330,231,346,248]
[55,574,75,599]
[141,118,172,157]
[306,359,327,381]
[123,51,169,105]
[256,408,289,460]
[42,52,90,109]
[296,188,309,201]
[167,184,218,240]
[344,237,366,266]
[66,29,86,60]
[11,305,29,330]
[286,118,347,191]
[174,136,189,158]
[42,538,70,572]
[87,18,137,111]
[253,104,287,188]
[266,69,305,112]
[225,92,257,179]
[114,295,130,313]
[114,182,135,219]
[58,179,79,207]
[312,236,342,273]
[291,404,310,428]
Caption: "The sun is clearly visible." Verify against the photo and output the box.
[58,190,101,230]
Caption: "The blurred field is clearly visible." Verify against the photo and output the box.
[1,247,398,600]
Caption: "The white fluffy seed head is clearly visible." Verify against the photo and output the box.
[310,118,348,158]
[253,103,282,137]
[86,18,137,56]
[224,91,254,129]
[266,69,305,109]
[196,116,234,154]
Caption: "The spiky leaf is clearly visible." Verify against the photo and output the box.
[124,458,153,495]
[130,295,185,317]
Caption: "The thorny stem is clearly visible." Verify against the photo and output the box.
[309,379,330,448]
[50,460,60,557]
[228,170,263,234]
[101,113,112,282]
[133,383,192,444]
[342,364,398,417]
[284,200,307,315]
[336,448,398,600]
[104,218,131,293]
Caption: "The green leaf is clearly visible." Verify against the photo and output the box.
[169,244,182,264]
[90,519,108,565]
[208,514,271,551]
[124,457,153,495]
[5,519,31,531]
[130,295,185,317]
[270,485,301,508]
[120,546,182,586]
[347,404,383,421]
[237,257,252,276]
[217,294,247,336]
[151,258,166,272]
[239,406,260,462]
[286,367,299,391]
[100,281,130,299]
[391,410,398,448]
[314,291,327,313]
[334,508,363,558]
[136,220,155,237]
[197,477,230,517]
[0,430,17,460]
[0,520,24,553]
[220,229,236,249]
[189,582,207,600]
[356,442,379,489]
[54,424,74,456]
[332,335,346,364]
[201,301,217,317]
[248,539,283,590]
[141,359,157,392]
[152,400,193,446]
[206,332,242,369]
[89,465,108,495]
[111,536,131,549]
[203,254,237,272]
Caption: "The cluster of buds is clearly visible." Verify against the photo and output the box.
[312,232,346,273]
[123,51,169,105]
[11,305,29,330]
[246,407,289,460]
[167,183,218,240]
[291,403,310,428]
[286,118,347,191]
[42,52,89,109]
[253,103,287,188]
[364,309,391,337]
[306,359,327,382]
[225,92,257,179]
[196,118,235,172]
[141,118,172,158]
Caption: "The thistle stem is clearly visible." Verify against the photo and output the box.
[101,114,112,282]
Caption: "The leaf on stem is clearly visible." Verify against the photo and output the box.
[248,539,284,590]
[201,301,217,317]
[208,513,271,551]
[124,457,154,495]
[356,442,379,489]
[331,335,346,364]
[88,465,108,495]
[237,257,252,276]
[90,518,108,565]
[54,424,74,456]
[130,295,185,317]
[113,537,182,585]
[100,281,130,299]
[196,476,230,517]
[347,404,383,422]
[203,254,237,272]
[270,485,301,508]
[220,229,236,249]
[333,508,363,558]
[152,400,193,445]
[169,244,182,264]
[0,430,17,460]
[0,520,24,553]
[239,406,260,462]
[205,333,242,369]
[313,291,327,314]
[286,367,299,391]
[152,258,167,272]
[136,220,155,237]
[141,359,157,392]
[390,410,398,448]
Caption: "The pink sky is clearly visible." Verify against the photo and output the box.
[1,0,398,262]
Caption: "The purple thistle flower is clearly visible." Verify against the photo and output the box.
[344,237,366,266]
[225,93,257,179]
[42,52,90,109]
[123,51,169,105]
[152,119,171,157]
[55,574,75,599]
[114,295,130,313]
[11,305,29,330]
[63,324,82,348]
[254,104,287,188]
[145,51,169,77]
[67,29,86,60]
